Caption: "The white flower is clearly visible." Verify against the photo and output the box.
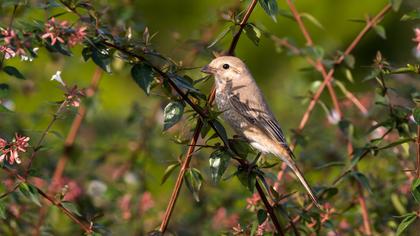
[50,70,66,86]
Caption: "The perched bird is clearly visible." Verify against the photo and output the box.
[201,56,321,208]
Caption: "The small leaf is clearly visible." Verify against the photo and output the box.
[171,75,201,94]
[401,9,420,21]
[82,47,92,61]
[0,83,10,98]
[209,149,231,183]
[163,101,184,131]
[257,209,267,225]
[338,119,354,140]
[411,178,420,203]
[131,63,154,95]
[18,183,41,206]
[211,119,229,147]
[61,201,82,216]
[390,0,403,12]
[184,168,203,202]
[244,23,262,46]
[344,69,354,83]
[92,47,112,73]
[344,54,356,69]
[304,46,324,60]
[373,25,386,39]
[208,26,230,48]
[258,0,278,23]
[300,12,324,29]
[396,212,417,236]
[321,187,338,200]
[3,66,25,79]
[351,171,372,193]
[161,163,180,185]
[237,168,256,192]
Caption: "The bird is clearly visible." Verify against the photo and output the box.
[201,56,321,208]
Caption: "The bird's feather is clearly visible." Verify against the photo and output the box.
[227,93,295,158]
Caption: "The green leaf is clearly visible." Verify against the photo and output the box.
[338,119,354,140]
[401,9,420,21]
[163,101,184,131]
[92,47,112,73]
[300,12,324,29]
[377,138,414,151]
[351,171,371,193]
[184,168,203,202]
[209,149,231,183]
[131,63,154,95]
[18,183,41,206]
[257,209,267,225]
[411,178,420,203]
[61,201,82,217]
[0,83,10,98]
[396,212,417,236]
[413,108,420,125]
[344,54,356,69]
[0,200,6,219]
[390,0,403,12]
[344,69,354,83]
[229,138,254,159]
[244,23,262,46]
[373,25,386,39]
[237,168,256,192]
[171,75,201,94]
[161,163,180,185]
[258,0,278,23]
[321,187,338,200]
[3,66,25,79]
[304,46,324,60]
[208,26,230,48]
[211,119,229,147]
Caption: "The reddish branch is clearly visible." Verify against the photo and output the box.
[280,2,392,233]
[160,0,285,234]
[34,68,103,235]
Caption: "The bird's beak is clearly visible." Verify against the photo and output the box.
[201,64,216,74]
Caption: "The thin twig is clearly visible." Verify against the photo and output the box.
[285,0,342,118]
[280,2,392,233]
[34,68,103,235]
[159,1,261,233]
[24,102,67,178]
[1,168,92,233]
[256,179,285,236]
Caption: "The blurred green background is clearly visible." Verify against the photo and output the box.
[1,0,420,235]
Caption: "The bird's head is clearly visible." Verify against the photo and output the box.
[201,56,249,81]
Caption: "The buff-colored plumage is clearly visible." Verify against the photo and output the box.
[201,56,321,208]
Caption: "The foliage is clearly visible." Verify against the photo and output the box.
[0,0,419,235]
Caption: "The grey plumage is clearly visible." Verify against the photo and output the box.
[201,56,321,209]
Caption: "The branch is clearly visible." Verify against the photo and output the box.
[255,179,285,236]
[279,2,392,233]
[285,0,342,118]
[159,0,269,233]
[34,68,103,235]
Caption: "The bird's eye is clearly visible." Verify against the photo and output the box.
[222,64,230,69]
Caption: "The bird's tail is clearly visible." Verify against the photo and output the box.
[280,151,322,209]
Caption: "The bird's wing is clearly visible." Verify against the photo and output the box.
[228,93,294,158]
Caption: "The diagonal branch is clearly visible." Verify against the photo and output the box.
[158,0,276,234]
[280,3,392,233]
